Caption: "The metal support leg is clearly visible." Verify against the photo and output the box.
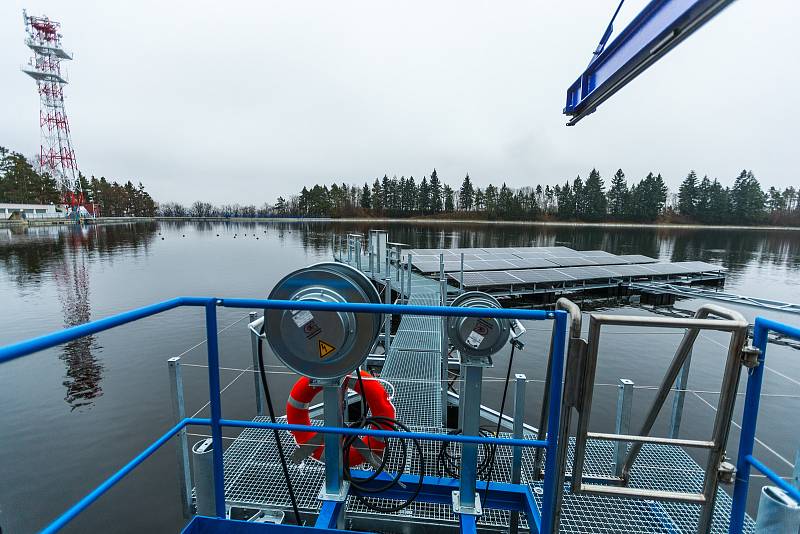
[347,236,352,263]
[249,312,264,416]
[457,364,484,514]
[794,448,800,490]
[355,239,362,271]
[399,261,405,304]
[460,253,465,293]
[440,254,449,428]
[320,381,348,501]
[395,246,401,282]
[670,348,691,438]
[614,379,634,478]
[384,261,391,356]
[510,374,526,534]
[407,255,413,299]
[369,251,374,275]
[168,357,192,517]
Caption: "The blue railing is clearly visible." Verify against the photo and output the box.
[729,316,800,533]
[0,297,567,534]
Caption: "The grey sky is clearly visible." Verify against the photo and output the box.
[1,1,796,205]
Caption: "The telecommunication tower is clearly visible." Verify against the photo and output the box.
[21,10,86,215]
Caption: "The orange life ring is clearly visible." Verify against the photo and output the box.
[286,370,396,467]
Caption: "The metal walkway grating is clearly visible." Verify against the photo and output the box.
[221,421,755,532]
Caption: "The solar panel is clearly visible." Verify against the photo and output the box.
[560,266,617,279]
[466,259,517,271]
[644,263,695,275]
[507,258,559,269]
[479,271,525,285]
[601,264,659,277]
[589,256,630,266]
[616,254,658,264]
[546,257,598,267]
[579,250,617,258]
[674,261,726,272]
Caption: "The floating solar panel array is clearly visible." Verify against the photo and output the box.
[447,261,726,288]
[402,246,664,274]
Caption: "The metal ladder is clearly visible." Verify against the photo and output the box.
[537,299,752,534]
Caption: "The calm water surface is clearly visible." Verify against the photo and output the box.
[1,221,799,532]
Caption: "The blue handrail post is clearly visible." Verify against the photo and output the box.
[729,318,768,534]
[205,299,227,519]
[540,310,567,534]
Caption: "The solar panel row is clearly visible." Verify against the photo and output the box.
[447,261,725,287]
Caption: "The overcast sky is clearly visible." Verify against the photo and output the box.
[1,1,796,205]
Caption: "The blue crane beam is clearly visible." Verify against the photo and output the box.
[563,0,735,126]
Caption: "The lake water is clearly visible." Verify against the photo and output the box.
[1,221,799,533]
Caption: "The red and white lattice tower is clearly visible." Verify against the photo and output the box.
[21,10,84,213]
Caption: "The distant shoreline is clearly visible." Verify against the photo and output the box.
[1,216,798,232]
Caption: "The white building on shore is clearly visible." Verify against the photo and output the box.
[0,203,60,219]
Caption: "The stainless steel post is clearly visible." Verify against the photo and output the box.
[407,254,413,299]
[321,381,347,500]
[696,323,748,533]
[395,245,401,282]
[249,312,264,416]
[458,363,483,514]
[355,238,362,271]
[168,357,192,517]
[794,448,800,490]
[369,250,374,275]
[347,235,352,262]
[459,253,465,293]
[510,373,527,534]
[384,258,391,355]
[614,378,634,478]
[440,254,449,428]
[192,438,215,517]
[669,348,691,438]
[399,260,405,304]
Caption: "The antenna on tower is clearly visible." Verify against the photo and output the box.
[21,11,92,220]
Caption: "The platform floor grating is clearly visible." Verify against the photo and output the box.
[221,419,754,532]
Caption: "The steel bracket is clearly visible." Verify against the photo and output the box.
[740,345,760,368]
[318,480,350,502]
[718,460,736,484]
[452,490,483,516]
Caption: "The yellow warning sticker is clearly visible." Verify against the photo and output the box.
[318,340,336,359]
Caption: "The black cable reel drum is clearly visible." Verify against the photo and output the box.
[264,262,383,379]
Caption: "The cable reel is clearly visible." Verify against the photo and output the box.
[447,291,513,359]
[265,262,383,380]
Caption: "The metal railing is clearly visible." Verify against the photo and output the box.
[0,296,568,534]
[572,305,749,534]
[729,317,800,533]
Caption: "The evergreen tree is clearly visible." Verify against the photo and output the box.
[429,169,442,213]
[443,185,455,212]
[583,168,607,221]
[418,177,430,213]
[678,170,699,217]
[607,169,628,219]
[556,180,575,219]
[360,183,372,209]
[371,178,383,213]
[730,170,766,224]
[459,174,474,210]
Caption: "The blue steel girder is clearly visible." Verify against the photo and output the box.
[564,0,735,125]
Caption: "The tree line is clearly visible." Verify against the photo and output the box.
[0,146,156,217]
[261,168,797,226]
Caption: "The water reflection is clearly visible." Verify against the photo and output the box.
[0,223,158,409]
[55,228,101,410]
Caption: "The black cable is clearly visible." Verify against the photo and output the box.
[481,343,517,509]
[340,371,426,513]
[257,324,303,525]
